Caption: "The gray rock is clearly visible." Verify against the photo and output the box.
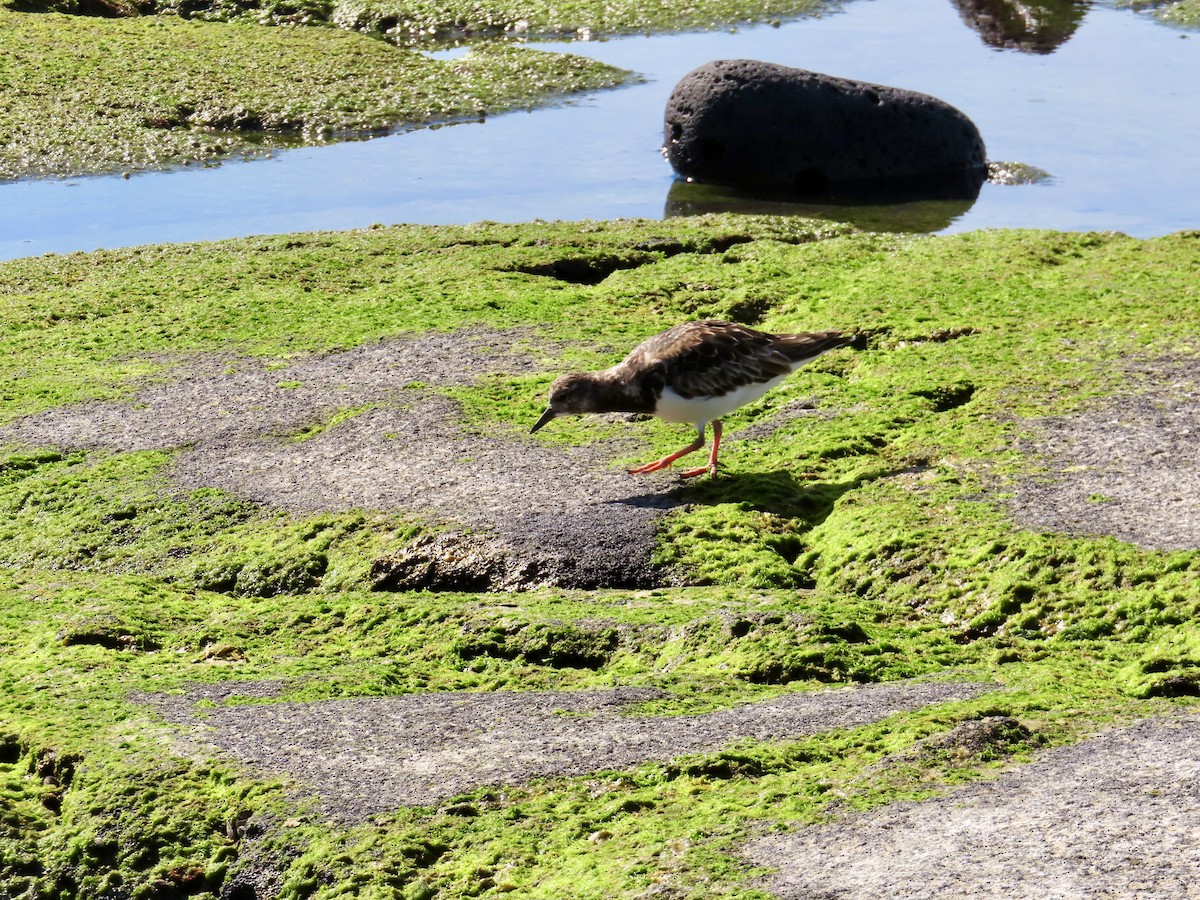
[663,59,987,193]
[745,715,1200,900]
[142,680,995,819]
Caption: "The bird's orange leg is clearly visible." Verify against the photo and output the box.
[679,420,722,478]
[628,432,706,475]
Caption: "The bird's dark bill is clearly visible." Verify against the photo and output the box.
[531,407,557,433]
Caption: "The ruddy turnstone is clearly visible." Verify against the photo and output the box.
[531,320,853,477]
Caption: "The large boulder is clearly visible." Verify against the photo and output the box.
[663,59,987,193]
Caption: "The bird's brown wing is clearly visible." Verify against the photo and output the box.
[621,321,846,401]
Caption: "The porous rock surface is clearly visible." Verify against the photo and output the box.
[1008,356,1200,551]
[143,680,994,819]
[745,714,1200,899]
[663,59,987,192]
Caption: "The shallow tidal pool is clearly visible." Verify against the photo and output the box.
[0,0,1197,260]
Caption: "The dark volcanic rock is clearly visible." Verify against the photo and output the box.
[663,59,987,193]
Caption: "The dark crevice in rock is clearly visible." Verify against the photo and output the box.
[912,380,976,412]
[511,235,756,284]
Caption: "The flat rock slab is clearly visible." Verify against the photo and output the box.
[745,715,1200,899]
[1009,357,1200,550]
[145,680,993,820]
[0,330,679,588]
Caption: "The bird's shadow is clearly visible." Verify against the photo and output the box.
[607,465,908,533]
[669,465,902,530]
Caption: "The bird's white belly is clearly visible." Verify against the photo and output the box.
[655,374,789,425]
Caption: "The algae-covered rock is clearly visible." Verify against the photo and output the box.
[1,220,1199,899]
[0,9,630,179]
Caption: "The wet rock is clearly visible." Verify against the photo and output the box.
[987,160,1053,185]
[663,60,987,194]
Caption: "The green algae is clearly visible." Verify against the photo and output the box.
[324,0,832,43]
[14,0,837,42]
[1159,0,1200,27]
[0,448,426,597]
[1122,0,1200,29]
[0,217,850,422]
[2,218,1200,897]
[0,9,630,180]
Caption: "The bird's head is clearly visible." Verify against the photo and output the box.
[530,373,603,432]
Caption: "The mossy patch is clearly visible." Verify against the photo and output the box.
[1160,0,1200,27]
[0,447,422,595]
[13,0,837,42]
[323,0,833,42]
[1124,0,1200,29]
[1120,630,1200,698]
[0,8,630,179]
[0,568,1143,899]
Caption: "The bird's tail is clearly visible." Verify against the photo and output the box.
[776,330,858,364]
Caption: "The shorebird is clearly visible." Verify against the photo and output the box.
[531,320,853,477]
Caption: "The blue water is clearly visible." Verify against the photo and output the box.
[1,0,1197,261]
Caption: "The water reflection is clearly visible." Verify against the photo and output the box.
[949,0,1088,53]
[665,168,986,233]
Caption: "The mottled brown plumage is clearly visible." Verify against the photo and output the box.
[617,321,846,401]
[532,320,852,477]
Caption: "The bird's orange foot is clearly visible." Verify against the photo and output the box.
[628,438,706,476]
[679,463,718,478]
[628,458,672,474]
